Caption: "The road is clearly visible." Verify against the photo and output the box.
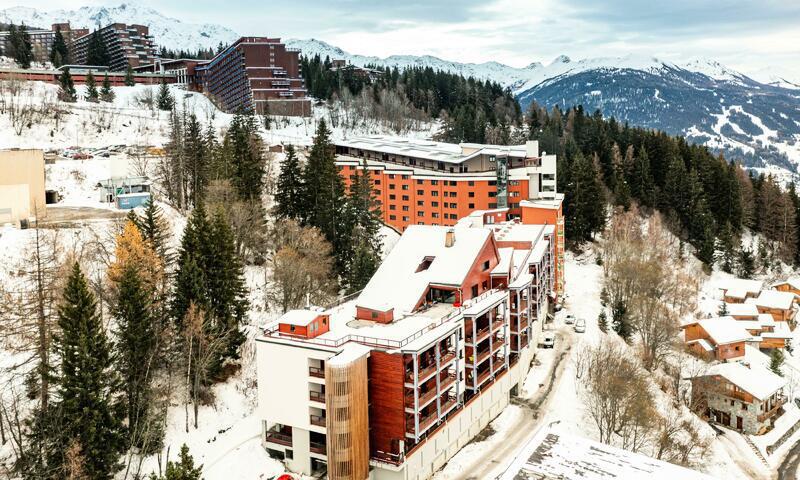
[778,440,800,480]
[450,327,574,480]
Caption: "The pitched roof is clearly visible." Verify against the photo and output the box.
[754,290,797,310]
[704,362,786,401]
[719,278,764,296]
[357,225,493,314]
[772,277,800,290]
[684,317,753,345]
[724,302,759,317]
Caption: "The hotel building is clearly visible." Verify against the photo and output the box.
[72,23,157,71]
[256,209,557,479]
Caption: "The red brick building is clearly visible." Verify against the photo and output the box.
[72,23,157,71]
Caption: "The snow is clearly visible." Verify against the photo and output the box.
[754,289,797,310]
[277,309,323,326]
[683,317,753,345]
[725,302,759,318]
[701,362,786,401]
[328,342,371,365]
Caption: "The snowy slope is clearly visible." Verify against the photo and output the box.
[0,3,239,51]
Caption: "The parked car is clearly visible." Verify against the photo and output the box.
[540,332,555,348]
[574,318,586,333]
[564,314,575,324]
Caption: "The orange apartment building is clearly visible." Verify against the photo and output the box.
[335,136,565,295]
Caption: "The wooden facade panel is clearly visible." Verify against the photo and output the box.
[368,351,406,459]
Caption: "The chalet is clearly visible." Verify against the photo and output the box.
[735,314,792,349]
[722,302,758,320]
[719,278,763,303]
[748,290,798,323]
[691,362,787,435]
[682,317,752,360]
[772,278,800,296]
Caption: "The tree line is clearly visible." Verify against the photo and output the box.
[301,54,521,143]
[527,103,799,270]
[0,200,226,479]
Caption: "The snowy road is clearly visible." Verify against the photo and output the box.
[448,328,575,480]
[779,441,800,480]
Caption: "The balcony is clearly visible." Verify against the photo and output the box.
[265,430,292,447]
[310,441,327,455]
[469,347,491,366]
[310,414,326,427]
[309,391,325,403]
[758,396,787,422]
[492,339,504,354]
[467,369,491,388]
[309,366,325,378]
[407,410,438,434]
[466,326,490,345]
[491,317,504,331]
[405,373,456,409]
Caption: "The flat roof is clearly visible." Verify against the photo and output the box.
[278,309,323,326]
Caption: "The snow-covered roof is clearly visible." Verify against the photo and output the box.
[327,343,371,366]
[357,225,492,314]
[500,427,714,480]
[687,338,714,352]
[719,278,763,296]
[491,247,514,276]
[683,317,752,345]
[772,277,800,290]
[704,362,786,401]
[336,135,533,164]
[278,309,323,326]
[754,290,797,310]
[724,302,759,317]
[519,194,565,210]
[758,313,777,327]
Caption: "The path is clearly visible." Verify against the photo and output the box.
[450,328,574,480]
[778,440,800,480]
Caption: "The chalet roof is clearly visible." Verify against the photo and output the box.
[719,278,764,296]
[723,302,759,317]
[682,317,753,345]
[772,277,800,290]
[705,362,786,401]
[754,290,797,310]
[357,225,492,314]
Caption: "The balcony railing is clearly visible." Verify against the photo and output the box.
[468,369,491,388]
[758,396,787,422]
[491,317,504,331]
[405,373,457,408]
[265,431,292,447]
[310,414,326,427]
[309,366,325,378]
[467,326,490,345]
[310,441,327,455]
[309,391,325,403]
[405,351,457,383]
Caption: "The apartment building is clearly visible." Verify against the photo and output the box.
[72,23,157,71]
[0,23,88,64]
[691,362,787,435]
[336,136,565,295]
[256,211,556,479]
[0,149,45,225]
[195,37,310,116]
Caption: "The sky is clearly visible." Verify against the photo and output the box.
[12,0,800,78]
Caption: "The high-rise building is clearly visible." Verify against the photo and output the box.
[257,213,557,479]
[72,23,157,71]
[335,136,566,295]
[0,23,88,64]
[195,37,310,116]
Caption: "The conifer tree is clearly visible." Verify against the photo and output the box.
[611,299,631,340]
[86,29,110,66]
[184,114,207,206]
[274,144,305,219]
[630,147,655,208]
[148,444,202,480]
[51,263,124,479]
[157,81,175,111]
[85,70,99,102]
[770,349,784,377]
[50,26,69,67]
[172,204,210,324]
[598,310,608,333]
[718,301,729,316]
[100,72,115,102]
[57,67,77,102]
[138,198,172,262]
[8,24,33,69]
[564,151,606,243]
[737,246,756,279]
[124,65,136,86]
[222,112,265,200]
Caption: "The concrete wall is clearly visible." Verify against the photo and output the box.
[0,149,45,224]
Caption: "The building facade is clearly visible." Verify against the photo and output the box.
[0,23,88,64]
[0,149,45,225]
[72,23,157,71]
[256,214,556,479]
[335,136,565,295]
[195,37,310,116]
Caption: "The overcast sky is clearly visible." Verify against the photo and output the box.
[22,0,800,77]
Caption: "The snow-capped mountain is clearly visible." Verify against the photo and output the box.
[0,3,239,51]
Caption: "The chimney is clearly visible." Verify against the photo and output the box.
[445,229,456,248]
[526,140,539,158]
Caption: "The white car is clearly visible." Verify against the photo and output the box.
[564,314,575,325]
[574,319,586,333]
[540,332,555,348]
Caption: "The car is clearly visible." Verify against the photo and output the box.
[540,332,555,349]
[564,314,575,325]
[574,318,586,333]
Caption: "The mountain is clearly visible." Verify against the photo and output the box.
[0,3,239,51]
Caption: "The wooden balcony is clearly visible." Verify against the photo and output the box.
[491,317,504,331]
[310,441,327,455]
[308,366,325,378]
[309,391,325,403]
[310,414,326,427]
[466,326,491,345]
[758,396,787,422]
[265,431,292,447]
[405,373,456,408]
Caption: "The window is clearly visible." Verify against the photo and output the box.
[450,181,457,186]
[402,175,410,180]
[375,179,381,185]
[417,179,424,185]
[389,205,396,210]
[290,325,296,332]
[543,174,555,181]
[389,184,396,190]
[285,449,294,460]
[431,191,439,197]
[389,214,396,220]
[417,200,424,206]
[489,203,497,209]
[471,284,479,297]
[432,201,439,207]
[402,184,409,190]
[482,280,488,290]
[468,192,475,198]
[388,174,395,179]
[431,180,439,185]
[417,211,424,217]
[510,180,520,186]
[450,203,457,209]
[403,216,410,221]
[489,192,496,197]
[488,180,497,186]
[402,195,409,201]
[417,190,424,195]
[469,203,475,209]
[468,181,475,186]
[402,205,409,211]
[432,213,440,218]
[483,260,490,271]
[372,311,378,319]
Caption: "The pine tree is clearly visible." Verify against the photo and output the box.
[611,299,631,340]
[138,198,172,262]
[630,147,656,208]
[8,23,33,69]
[718,301,729,316]
[716,222,736,273]
[274,144,305,219]
[84,70,99,102]
[222,112,265,200]
[184,114,207,206]
[770,349,784,377]
[100,72,115,102]
[113,263,158,448]
[564,151,606,244]
[50,26,69,67]
[157,81,175,111]
[343,159,383,290]
[57,67,77,102]
[86,29,110,66]
[598,310,608,333]
[172,204,210,324]
[51,263,124,479]
[148,444,202,480]
[124,65,136,86]
[737,246,756,279]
